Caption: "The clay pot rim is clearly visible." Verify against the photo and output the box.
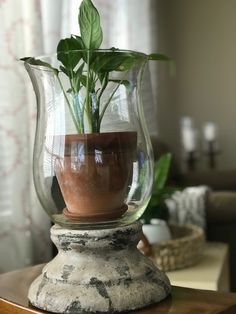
[53,131,137,141]
[51,131,137,155]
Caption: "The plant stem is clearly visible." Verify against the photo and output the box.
[56,74,82,133]
[85,50,93,132]
[98,80,123,128]
[97,73,108,103]
[72,93,84,133]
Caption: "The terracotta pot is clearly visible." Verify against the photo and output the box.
[54,132,137,221]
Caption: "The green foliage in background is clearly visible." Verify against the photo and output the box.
[142,153,177,223]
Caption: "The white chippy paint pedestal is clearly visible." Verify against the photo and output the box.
[28,221,171,313]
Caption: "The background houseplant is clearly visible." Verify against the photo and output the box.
[142,153,177,243]
[142,153,174,223]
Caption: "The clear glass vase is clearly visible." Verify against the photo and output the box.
[24,49,154,229]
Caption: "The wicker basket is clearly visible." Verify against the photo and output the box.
[150,224,205,271]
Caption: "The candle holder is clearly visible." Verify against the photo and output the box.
[180,117,198,171]
[22,49,171,313]
[203,122,220,169]
[185,150,198,171]
[204,140,220,169]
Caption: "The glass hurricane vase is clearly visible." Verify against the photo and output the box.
[24,49,154,229]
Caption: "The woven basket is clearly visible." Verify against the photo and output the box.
[150,224,205,271]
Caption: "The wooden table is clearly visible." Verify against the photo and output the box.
[1,265,236,313]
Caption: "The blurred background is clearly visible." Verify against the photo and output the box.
[156,0,236,172]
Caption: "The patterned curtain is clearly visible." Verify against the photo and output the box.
[0,0,74,272]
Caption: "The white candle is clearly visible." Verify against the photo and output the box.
[203,122,217,141]
[181,117,196,152]
[182,127,196,152]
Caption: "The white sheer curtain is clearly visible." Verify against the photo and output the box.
[0,0,159,273]
[0,0,74,273]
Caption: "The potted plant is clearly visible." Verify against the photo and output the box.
[142,153,177,244]
[21,2,172,312]
[21,0,169,224]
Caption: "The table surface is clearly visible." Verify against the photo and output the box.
[166,242,229,291]
[1,264,236,314]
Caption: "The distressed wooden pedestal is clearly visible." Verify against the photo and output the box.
[28,222,171,313]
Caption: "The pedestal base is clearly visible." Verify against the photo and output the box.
[28,222,171,313]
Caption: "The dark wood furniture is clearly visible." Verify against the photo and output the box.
[1,265,236,313]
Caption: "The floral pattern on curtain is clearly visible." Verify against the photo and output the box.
[0,0,74,272]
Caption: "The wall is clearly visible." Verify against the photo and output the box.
[155,0,236,170]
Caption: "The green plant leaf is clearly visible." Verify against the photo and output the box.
[91,51,142,73]
[153,153,172,191]
[80,75,88,88]
[141,153,175,223]
[94,53,122,72]
[59,65,71,77]
[57,37,83,70]
[116,57,137,71]
[91,52,120,72]
[72,35,84,49]
[79,0,103,50]
[97,72,107,84]
[116,52,144,71]
[148,53,169,61]
[109,79,131,88]
[72,63,85,91]
[20,57,58,74]
[143,202,170,223]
